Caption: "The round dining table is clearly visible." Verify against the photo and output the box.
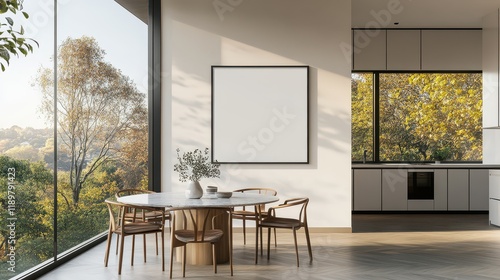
[116,191,279,209]
[116,191,279,266]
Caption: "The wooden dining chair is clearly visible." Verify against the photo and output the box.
[169,207,233,278]
[104,200,166,275]
[115,189,171,259]
[232,188,278,248]
[257,197,312,267]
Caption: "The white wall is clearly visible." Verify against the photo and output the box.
[161,0,352,229]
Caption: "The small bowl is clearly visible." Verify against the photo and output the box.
[216,192,233,198]
[206,186,218,193]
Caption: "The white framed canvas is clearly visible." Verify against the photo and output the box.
[211,66,309,164]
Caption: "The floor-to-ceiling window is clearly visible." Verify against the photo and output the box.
[352,72,482,163]
[0,1,148,278]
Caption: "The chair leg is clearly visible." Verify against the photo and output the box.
[118,234,125,275]
[255,222,259,264]
[274,228,277,247]
[212,243,217,274]
[104,231,113,267]
[131,235,135,266]
[169,242,174,279]
[260,225,264,255]
[143,233,147,263]
[293,228,299,267]
[267,228,271,260]
[182,246,187,277]
[161,230,165,271]
[229,213,233,276]
[304,225,313,262]
[155,232,159,255]
[115,233,119,255]
[242,216,247,245]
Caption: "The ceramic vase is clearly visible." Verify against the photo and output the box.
[185,181,203,199]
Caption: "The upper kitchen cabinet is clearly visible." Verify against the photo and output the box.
[352,29,481,71]
[387,30,420,70]
[353,29,386,70]
[421,30,482,71]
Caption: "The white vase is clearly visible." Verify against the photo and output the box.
[185,181,203,199]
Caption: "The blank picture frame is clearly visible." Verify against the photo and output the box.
[211,66,309,164]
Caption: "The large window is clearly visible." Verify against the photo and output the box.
[352,72,482,163]
[0,1,148,278]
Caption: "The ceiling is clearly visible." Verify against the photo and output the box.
[116,0,500,28]
[352,0,500,28]
[115,0,148,24]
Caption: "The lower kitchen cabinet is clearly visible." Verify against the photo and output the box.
[434,169,448,210]
[353,169,381,210]
[352,167,493,212]
[382,169,408,210]
[469,169,489,211]
[447,169,469,210]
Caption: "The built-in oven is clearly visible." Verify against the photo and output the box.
[408,171,434,200]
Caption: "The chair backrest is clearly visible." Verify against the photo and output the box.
[106,200,126,233]
[106,199,166,233]
[233,187,277,196]
[115,188,154,198]
[271,197,309,226]
[233,188,277,212]
[171,207,228,243]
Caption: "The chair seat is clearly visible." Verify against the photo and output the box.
[125,210,167,220]
[260,217,302,229]
[232,210,258,219]
[119,222,163,235]
[174,229,224,243]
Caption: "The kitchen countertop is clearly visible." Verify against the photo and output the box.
[352,163,500,169]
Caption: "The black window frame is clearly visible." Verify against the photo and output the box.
[352,70,483,164]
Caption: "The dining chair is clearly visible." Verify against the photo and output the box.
[257,197,312,267]
[104,200,166,275]
[232,188,278,249]
[115,189,171,259]
[169,207,233,278]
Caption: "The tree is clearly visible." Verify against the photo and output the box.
[0,0,37,71]
[36,36,146,206]
[351,73,482,162]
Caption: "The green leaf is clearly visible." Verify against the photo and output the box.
[6,17,13,26]
[19,47,27,56]
[0,0,8,14]
[1,63,5,72]
[0,48,10,63]
[22,11,28,19]
[20,25,24,35]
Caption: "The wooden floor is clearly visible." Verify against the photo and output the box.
[38,214,500,280]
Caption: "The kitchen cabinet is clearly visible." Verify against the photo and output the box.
[353,169,381,210]
[387,30,420,70]
[447,169,469,210]
[469,169,489,211]
[489,170,500,226]
[352,29,481,71]
[353,166,496,212]
[434,169,448,210]
[352,30,386,70]
[421,30,482,71]
[382,169,407,210]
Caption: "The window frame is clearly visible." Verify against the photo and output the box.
[352,70,483,164]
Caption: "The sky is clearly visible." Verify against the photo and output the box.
[0,0,148,129]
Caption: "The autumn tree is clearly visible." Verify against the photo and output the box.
[351,73,373,161]
[37,36,146,206]
[352,73,482,162]
[0,0,37,71]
